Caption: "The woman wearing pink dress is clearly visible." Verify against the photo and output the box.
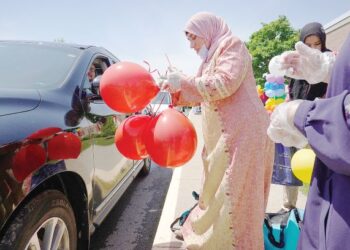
[164,12,274,249]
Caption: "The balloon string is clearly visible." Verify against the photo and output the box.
[143,60,161,77]
[142,60,169,116]
[152,94,166,117]
[165,54,172,68]
[142,94,166,118]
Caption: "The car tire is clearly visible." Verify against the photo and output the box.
[138,158,151,177]
[0,190,77,250]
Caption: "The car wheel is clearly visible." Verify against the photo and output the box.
[0,190,77,250]
[138,158,151,177]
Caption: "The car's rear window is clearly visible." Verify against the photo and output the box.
[0,42,82,89]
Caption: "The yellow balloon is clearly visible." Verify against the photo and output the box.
[291,149,316,184]
[274,98,284,105]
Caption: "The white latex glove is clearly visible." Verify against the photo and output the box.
[162,71,185,93]
[155,76,166,88]
[269,42,335,84]
[267,100,308,149]
[167,66,181,73]
[268,55,292,77]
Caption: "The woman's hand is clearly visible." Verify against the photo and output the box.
[267,100,308,148]
[162,71,186,93]
[198,198,207,210]
[269,41,336,84]
[170,90,181,106]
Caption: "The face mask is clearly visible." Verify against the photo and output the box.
[197,44,208,61]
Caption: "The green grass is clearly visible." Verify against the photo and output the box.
[93,136,115,146]
[81,138,92,151]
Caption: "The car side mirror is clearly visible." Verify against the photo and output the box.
[91,75,101,96]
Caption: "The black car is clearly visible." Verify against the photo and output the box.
[0,40,151,249]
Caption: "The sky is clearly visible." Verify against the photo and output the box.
[1,1,349,76]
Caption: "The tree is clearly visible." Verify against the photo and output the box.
[246,16,299,86]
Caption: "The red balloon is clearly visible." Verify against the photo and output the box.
[144,108,197,167]
[27,127,62,139]
[48,132,81,160]
[260,92,269,104]
[12,144,46,182]
[100,62,160,113]
[115,115,151,160]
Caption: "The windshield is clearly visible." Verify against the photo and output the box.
[151,92,171,104]
[0,42,82,89]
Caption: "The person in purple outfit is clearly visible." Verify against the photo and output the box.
[268,33,350,250]
[282,22,331,212]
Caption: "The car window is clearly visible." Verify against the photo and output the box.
[82,57,110,97]
[0,43,82,89]
[151,92,171,104]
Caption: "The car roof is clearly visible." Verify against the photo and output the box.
[0,39,91,49]
[0,40,117,54]
[0,40,117,60]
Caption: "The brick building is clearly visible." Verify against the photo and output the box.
[324,10,350,52]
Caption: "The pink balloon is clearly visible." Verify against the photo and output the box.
[275,76,285,84]
[265,74,277,83]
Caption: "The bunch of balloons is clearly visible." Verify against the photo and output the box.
[100,61,197,167]
[262,74,287,114]
[256,85,268,104]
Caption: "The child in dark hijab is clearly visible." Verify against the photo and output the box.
[288,22,330,101]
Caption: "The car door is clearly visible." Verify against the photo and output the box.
[82,56,134,213]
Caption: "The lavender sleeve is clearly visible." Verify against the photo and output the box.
[294,91,350,175]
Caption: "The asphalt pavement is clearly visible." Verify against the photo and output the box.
[90,162,173,250]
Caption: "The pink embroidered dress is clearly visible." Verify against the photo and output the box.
[177,13,274,249]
